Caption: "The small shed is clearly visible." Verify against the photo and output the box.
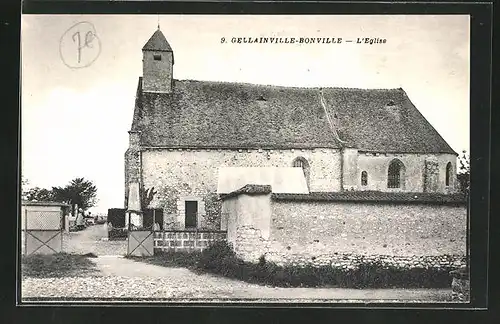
[21,200,70,255]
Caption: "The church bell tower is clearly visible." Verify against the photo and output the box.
[142,27,174,93]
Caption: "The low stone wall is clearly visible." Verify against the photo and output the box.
[153,230,227,253]
[264,251,466,269]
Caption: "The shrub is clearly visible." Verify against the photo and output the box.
[108,228,128,240]
[128,250,201,269]
[197,240,237,273]
[195,242,454,289]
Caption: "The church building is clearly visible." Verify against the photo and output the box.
[124,28,460,231]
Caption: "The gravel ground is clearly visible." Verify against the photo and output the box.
[21,255,454,302]
[21,225,454,302]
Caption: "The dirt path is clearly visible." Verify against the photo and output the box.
[64,224,126,256]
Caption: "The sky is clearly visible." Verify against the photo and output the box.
[21,15,470,214]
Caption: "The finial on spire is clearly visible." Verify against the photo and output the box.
[157,15,160,30]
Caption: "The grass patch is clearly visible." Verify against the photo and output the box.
[21,252,99,278]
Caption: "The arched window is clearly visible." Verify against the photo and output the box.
[361,171,368,186]
[445,162,452,186]
[387,159,405,189]
[292,157,310,189]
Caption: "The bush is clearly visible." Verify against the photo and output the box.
[108,228,128,240]
[128,250,201,269]
[195,242,454,289]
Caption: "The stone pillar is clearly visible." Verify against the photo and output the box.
[424,157,440,193]
[450,268,470,302]
[341,148,359,191]
[127,182,143,228]
[125,130,142,209]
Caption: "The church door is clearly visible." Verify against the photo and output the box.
[185,201,198,228]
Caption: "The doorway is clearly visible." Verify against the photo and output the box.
[185,201,198,228]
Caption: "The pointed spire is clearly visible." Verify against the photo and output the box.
[142,28,173,52]
[157,15,160,30]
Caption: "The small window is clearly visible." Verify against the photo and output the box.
[292,157,310,189]
[361,171,368,186]
[293,158,305,168]
[445,162,452,186]
[153,54,162,61]
[388,159,405,189]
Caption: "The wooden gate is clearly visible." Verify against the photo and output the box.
[22,206,64,256]
[126,213,154,256]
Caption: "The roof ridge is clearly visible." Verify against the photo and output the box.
[174,79,405,91]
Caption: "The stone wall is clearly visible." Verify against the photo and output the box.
[140,148,342,229]
[356,152,457,193]
[424,156,440,193]
[269,200,466,258]
[341,148,359,190]
[223,194,466,268]
[128,145,458,232]
[264,252,466,269]
[153,230,227,252]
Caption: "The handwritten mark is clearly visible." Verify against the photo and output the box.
[59,21,101,69]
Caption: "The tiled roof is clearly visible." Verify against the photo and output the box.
[271,191,466,205]
[220,184,272,200]
[142,29,173,52]
[131,78,456,154]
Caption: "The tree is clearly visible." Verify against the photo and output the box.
[140,187,157,210]
[51,178,98,211]
[24,187,54,202]
[21,176,30,200]
[457,150,470,194]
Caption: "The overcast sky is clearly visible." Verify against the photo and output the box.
[21,15,470,214]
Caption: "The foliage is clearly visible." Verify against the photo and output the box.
[21,253,99,278]
[140,187,157,210]
[457,150,470,194]
[108,228,128,240]
[191,241,454,289]
[24,187,55,202]
[22,177,98,211]
[128,250,201,269]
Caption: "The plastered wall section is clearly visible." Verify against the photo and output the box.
[223,194,272,259]
[142,51,173,93]
[269,200,466,258]
[140,148,341,229]
[356,153,457,193]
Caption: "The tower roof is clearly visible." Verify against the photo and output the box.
[142,29,173,52]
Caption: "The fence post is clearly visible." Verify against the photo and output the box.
[466,188,470,271]
[60,209,64,252]
[24,208,28,256]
